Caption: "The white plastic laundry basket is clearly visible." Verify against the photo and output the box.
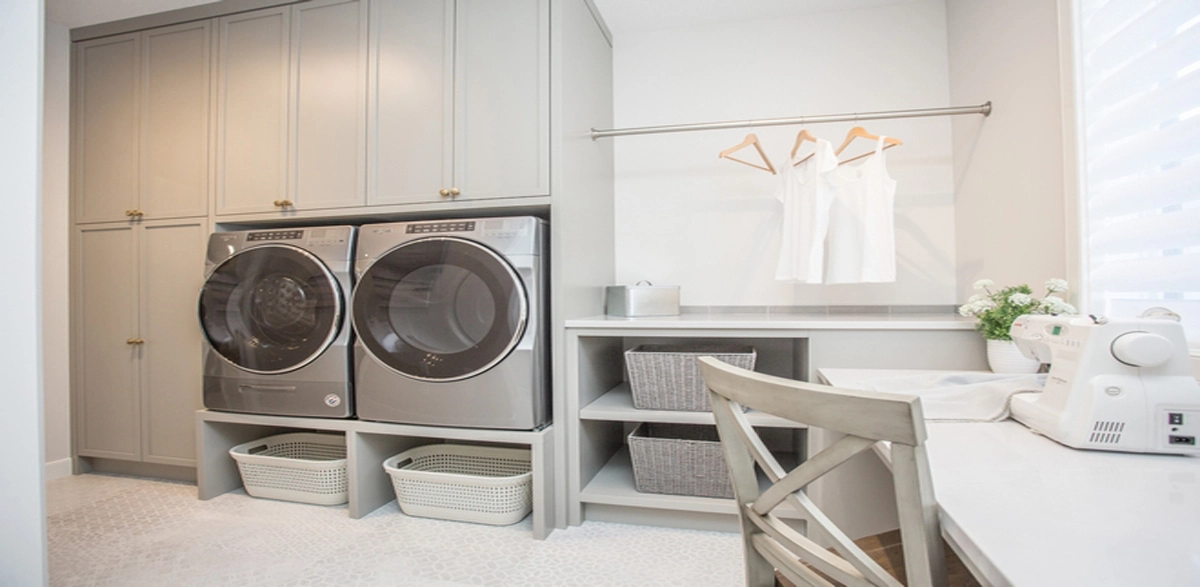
[229,432,348,506]
[383,444,532,526]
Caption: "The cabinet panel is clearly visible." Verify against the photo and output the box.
[369,0,453,205]
[141,22,211,219]
[216,8,290,214]
[76,226,140,460]
[292,0,368,210]
[455,0,549,199]
[140,221,207,466]
[74,35,139,223]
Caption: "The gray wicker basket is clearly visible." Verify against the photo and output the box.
[625,344,757,412]
[627,422,733,499]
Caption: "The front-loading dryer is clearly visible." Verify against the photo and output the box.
[199,226,355,418]
[352,216,548,430]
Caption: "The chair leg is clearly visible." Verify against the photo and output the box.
[745,538,776,587]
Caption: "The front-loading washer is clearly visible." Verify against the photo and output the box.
[198,226,355,418]
[352,216,548,430]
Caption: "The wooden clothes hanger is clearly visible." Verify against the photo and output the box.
[835,126,902,165]
[719,133,776,174]
[790,129,818,167]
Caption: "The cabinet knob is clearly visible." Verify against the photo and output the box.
[438,189,450,197]
[126,338,144,345]
[124,209,143,218]
[449,187,460,196]
[273,200,294,208]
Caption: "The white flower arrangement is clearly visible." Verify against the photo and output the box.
[959,279,1078,341]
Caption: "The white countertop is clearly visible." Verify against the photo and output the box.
[820,368,1200,587]
[566,313,976,331]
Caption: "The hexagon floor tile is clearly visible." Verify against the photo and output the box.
[47,474,745,586]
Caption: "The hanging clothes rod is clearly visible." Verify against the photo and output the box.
[590,101,992,140]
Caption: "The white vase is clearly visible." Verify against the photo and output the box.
[986,339,1041,374]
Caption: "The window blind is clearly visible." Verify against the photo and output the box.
[1078,0,1200,344]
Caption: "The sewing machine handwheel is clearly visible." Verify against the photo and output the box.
[1110,332,1173,368]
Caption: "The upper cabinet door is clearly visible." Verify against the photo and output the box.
[141,21,212,219]
[74,34,140,224]
[368,0,454,206]
[291,0,369,211]
[455,0,549,200]
[215,8,291,215]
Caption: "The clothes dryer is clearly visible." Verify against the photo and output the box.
[352,217,548,430]
[199,226,355,418]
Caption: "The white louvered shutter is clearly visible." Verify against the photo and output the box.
[1077,0,1200,345]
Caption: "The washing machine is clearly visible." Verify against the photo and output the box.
[352,216,548,430]
[198,226,355,418]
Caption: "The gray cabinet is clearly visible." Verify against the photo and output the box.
[74,220,207,467]
[369,0,549,206]
[73,22,211,224]
[216,0,368,216]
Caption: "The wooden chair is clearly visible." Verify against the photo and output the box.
[698,357,973,587]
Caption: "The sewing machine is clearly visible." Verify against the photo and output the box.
[1008,309,1200,455]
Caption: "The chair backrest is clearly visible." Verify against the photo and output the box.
[698,357,947,587]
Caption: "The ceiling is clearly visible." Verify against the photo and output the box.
[46,0,220,28]
[589,0,914,34]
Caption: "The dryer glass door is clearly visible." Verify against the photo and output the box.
[353,237,527,381]
[199,244,343,374]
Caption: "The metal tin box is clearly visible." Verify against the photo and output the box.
[605,284,680,317]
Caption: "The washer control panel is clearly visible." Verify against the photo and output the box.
[406,221,476,234]
[247,230,304,241]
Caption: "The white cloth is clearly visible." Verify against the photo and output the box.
[774,139,838,282]
[853,372,1046,422]
[825,136,898,284]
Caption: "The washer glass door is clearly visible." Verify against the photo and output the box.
[352,237,527,381]
[199,244,343,374]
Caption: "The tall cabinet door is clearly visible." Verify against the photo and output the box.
[139,220,207,467]
[291,0,368,211]
[141,21,212,219]
[368,0,453,206]
[74,34,140,224]
[455,0,549,200]
[215,8,291,215]
[75,225,140,460]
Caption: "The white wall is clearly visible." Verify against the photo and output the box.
[612,0,957,307]
[0,0,50,583]
[44,20,72,481]
[947,0,1068,302]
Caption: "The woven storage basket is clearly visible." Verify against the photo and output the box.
[628,423,733,499]
[383,444,533,526]
[625,344,757,411]
[229,432,348,506]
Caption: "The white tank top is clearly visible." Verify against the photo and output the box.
[774,138,837,283]
[824,136,897,284]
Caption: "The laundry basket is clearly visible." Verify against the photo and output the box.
[229,432,348,506]
[625,344,757,411]
[383,444,532,526]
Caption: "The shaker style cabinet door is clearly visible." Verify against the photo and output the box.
[291,0,369,211]
[75,225,141,460]
[140,21,212,219]
[215,7,291,215]
[368,0,454,206]
[454,0,549,200]
[73,35,140,224]
[139,220,207,467]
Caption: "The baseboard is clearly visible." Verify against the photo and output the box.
[45,458,72,481]
[84,458,197,483]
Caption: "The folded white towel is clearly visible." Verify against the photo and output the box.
[853,372,1045,423]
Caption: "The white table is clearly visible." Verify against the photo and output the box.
[819,368,1200,587]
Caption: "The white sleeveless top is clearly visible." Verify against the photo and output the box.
[774,138,837,283]
[824,136,897,284]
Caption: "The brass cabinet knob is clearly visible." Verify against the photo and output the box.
[438,189,450,197]
[273,199,294,208]
[449,187,460,196]
[124,210,143,218]
[126,338,144,345]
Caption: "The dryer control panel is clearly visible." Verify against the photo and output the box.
[406,221,476,234]
[247,230,304,241]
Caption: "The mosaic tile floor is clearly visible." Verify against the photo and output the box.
[47,474,744,586]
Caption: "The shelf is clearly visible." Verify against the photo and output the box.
[580,383,806,428]
[579,448,805,520]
